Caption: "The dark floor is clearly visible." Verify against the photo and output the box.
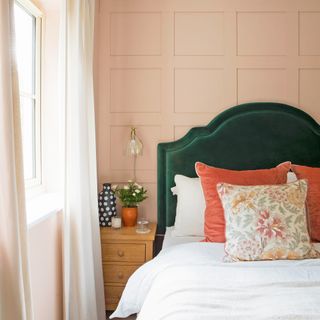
[106,311,137,320]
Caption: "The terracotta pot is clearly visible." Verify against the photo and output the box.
[122,207,138,227]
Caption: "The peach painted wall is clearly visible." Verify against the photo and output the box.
[26,1,63,320]
[95,0,320,222]
[28,212,63,320]
[41,8,62,193]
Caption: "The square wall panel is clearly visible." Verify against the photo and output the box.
[174,69,224,113]
[299,69,320,119]
[110,126,160,171]
[110,13,161,56]
[237,69,287,103]
[174,126,193,140]
[299,12,320,56]
[237,12,287,56]
[174,12,224,56]
[110,69,161,113]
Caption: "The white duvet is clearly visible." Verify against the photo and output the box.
[110,243,320,320]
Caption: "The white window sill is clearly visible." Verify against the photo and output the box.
[27,193,63,228]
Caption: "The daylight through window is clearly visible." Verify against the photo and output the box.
[14,0,42,186]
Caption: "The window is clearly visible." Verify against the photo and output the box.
[14,0,42,187]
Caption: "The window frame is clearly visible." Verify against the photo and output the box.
[15,0,43,189]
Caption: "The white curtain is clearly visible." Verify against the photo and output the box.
[60,0,105,319]
[0,1,33,319]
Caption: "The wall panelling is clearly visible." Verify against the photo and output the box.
[95,0,320,222]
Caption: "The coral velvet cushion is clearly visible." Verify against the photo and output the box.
[195,161,291,242]
[217,180,315,261]
[291,164,320,241]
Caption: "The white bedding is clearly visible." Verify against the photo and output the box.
[111,242,320,320]
[162,226,204,248]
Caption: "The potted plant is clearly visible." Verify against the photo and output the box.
[112,181,147,226]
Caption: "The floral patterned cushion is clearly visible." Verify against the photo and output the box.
[217,180,317,261]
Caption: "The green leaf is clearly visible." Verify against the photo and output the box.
[294,214,303,224]
[285,215,292,225]
[114,181,148,207]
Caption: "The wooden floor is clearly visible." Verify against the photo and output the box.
[106,311,137,320]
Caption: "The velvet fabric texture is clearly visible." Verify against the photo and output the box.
[292,164,320,241]
[196,161,291,242]
[157,103,320,234]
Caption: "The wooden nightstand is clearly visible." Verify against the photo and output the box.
[100,223,157,311]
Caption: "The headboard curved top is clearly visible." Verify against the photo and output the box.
[157,102,320,234]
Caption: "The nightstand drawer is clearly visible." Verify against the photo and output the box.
[103,264,139,284]
[100,224,156,310]
[104,285,124,310]
[102,243,146,262]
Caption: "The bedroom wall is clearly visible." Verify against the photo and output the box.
[27,1,63,319]
[95,0,320,222]
[28,212,63,320]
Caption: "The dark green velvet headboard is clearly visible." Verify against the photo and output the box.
[157,102,320,234]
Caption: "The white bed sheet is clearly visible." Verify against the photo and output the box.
[162,226,204,249]
[111,242,320,320]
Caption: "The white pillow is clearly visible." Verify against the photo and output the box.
[171,175,205,237]
[287,171,297,183]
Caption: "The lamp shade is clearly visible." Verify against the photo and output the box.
[126,127,143,156]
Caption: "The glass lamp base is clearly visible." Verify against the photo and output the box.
[136,228,151,234]
[136,220,150,234]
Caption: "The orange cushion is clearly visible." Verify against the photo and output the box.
[291,164,320,241]
[195,161,291,242]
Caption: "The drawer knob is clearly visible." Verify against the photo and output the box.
[117,272,124,279]
[117,250,124,257]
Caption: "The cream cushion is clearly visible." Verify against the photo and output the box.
[217,180,318,261]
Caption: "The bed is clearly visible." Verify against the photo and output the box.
[162,226,203,248]
[111,102,320,320]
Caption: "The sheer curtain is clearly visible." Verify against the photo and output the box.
[0,1,33,319]
[60,0,105,319]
